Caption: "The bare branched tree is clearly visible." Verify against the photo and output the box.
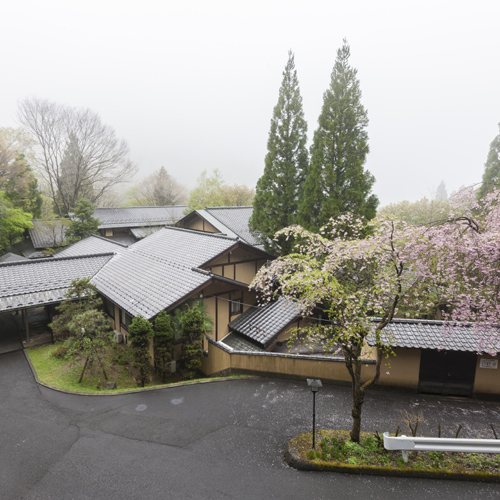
[18,97,137,215]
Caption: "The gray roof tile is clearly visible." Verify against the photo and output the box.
[205,207,262,247]
[228,298,300,347]
[367,318,500,353]
[0,254,113,312]
[54,236,128,258]
[130,226,163,239]
[220,332,265,352]
[93,206,187,228]
[91,227,239,319]
[0,252,28,263]
[29,219,71,249]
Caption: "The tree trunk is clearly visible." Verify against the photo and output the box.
[79,357,90,383]
[349,354,365,443]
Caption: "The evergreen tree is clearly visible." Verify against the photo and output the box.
[66,198,100,243]
[250,51,308,254]
[434,181,448,201]
[298,39,378,232]
[478,124,500,199]
[128,316,153,387]
[154,311,175,382]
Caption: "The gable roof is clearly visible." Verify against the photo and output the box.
[54,235,128,258]
[91,226,252,319]
[179,206,263,248]
[204,207,260,246]
[0,254,113,312]
[93,206,187,229]
[128,226,241,268]
[368,318,500,353]
[130,226,163,240]
[228,298,301,347]
[0,252,28,263]
[29,219,71,249]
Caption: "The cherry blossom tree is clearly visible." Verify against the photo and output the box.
[250,188,500,442]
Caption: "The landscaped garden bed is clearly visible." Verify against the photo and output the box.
[286,429,500,482]
[26,342,214,394]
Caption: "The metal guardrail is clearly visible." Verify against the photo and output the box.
[383,432,500,463]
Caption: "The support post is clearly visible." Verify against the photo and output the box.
[312,390,316,449]
[24,309,30,343]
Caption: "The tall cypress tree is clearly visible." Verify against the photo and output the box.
[478,124,500,199]
[298,39,378,232]
[250,51,308,254]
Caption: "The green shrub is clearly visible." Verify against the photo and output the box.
[52,346,68,359]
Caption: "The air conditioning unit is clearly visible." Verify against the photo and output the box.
[113,331,123,343]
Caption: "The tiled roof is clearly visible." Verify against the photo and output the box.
[367,318,500,353]
[228,298,301,347]
[29,219,71,249]
[54,236,128,258]
[130,226,163,240]
[0,252,28,263]
[0,254,113,312]
[128,226,239,268]
[92,252,211,319]
[91,227,240,319]
[93,206,187,228]
[205,207,262,247]
[220,332,265,352]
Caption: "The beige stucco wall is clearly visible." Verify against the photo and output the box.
[202,341,377,384]
[183,216,219,233]
[377,348,421,390]
[474,355,500,395]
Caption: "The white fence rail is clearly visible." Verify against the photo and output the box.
[383,432,500,463]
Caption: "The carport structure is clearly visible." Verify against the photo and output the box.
[0,253,114,343]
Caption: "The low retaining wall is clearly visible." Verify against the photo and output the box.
[201,338,377,384]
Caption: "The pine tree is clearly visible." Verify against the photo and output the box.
[250,51,308,254]
[478,124,500,199]
[298,39,378,232]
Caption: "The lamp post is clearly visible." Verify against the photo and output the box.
[307,378,322,449]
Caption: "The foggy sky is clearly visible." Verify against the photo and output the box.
[1,0,499,206]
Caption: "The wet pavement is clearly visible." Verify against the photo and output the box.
[1,349,500,499]
[0,312,22,354]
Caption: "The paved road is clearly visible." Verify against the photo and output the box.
[0,313,22,355]
[1,350,500,499]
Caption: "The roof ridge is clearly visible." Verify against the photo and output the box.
[132,248,207,272]
[31,217,71,222]
[89,234,129,247]
[159,225,239,241]
[0,252,116,268]
[205,206,253,210]
[94,205,187,211]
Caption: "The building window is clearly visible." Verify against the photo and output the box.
[102,296,115,319]
[230,298,243,316]
[120,309,133,330]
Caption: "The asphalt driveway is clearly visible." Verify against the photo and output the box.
[1,350,500,499]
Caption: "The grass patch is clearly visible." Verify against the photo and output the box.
[27,343,249,394]
[290,430,500,477]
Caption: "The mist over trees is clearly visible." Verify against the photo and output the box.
[0,127,42,217]
[127,166,186,206]
[250,51,308,254]
[478,123,500,199]
[18,97,137,216]
[186,169,255,211]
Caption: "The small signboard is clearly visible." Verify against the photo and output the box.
[480,359,498,369]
